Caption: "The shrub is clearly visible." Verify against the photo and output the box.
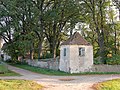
[94,56,102,65]
[41,53,53,59]
[106,54,120,65]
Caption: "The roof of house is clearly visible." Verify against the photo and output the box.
[61,32,91,45]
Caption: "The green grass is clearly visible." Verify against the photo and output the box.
[0,79,43,90]
[11,64,120,76]
[13,64,70,76]
[0,63,8,73]
[93,79,120,90]
[0,70,20,76]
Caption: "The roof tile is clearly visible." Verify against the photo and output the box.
[61,32,91,45]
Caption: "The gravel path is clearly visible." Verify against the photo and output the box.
[1,65,120,90]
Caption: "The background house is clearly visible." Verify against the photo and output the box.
[0,38,11,61]
[0,38,3,59]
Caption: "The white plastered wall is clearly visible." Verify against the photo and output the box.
[59,45,70,72]
[69,45,93,73]
[0,39,3,58]
[59,45,93,73]
[0,39,3,49]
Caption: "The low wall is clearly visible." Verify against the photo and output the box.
[26,59,120,72]
[26,58,59,71]
[92,65,120,72]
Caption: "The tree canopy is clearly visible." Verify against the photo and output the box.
[0,0,119,63]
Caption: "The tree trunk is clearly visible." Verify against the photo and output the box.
[30,49,34,60]
[70,29,73,37]
[30,42,34,60]
[119,9,120,21]
[114,27,117,54]
[98,32,105,63]
[49,42,56,58]
[99,0,106,63]
[38,41,42,59]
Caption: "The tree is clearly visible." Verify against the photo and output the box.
[78,0,117,63]
[0,0,36,60]
[43,0,80,58]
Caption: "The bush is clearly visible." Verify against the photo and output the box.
[94,56,102,65]
[5,59,19,64]
[41,53,53,59]
[106,54,120,65]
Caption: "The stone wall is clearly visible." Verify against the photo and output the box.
[26,59,120,72]
[26,58,59,71]
[92,65,120,72]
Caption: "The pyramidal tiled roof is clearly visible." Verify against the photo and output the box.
[61,32,91,45]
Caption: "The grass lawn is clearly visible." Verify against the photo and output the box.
[93,79,120,90]
[0,70,20,76]
[0,63,20,76]
[0,79,43,90]
[0,63,8,73]
[12,64,120,76]
[13,64,69,75]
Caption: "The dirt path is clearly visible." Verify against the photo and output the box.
[1,65,120,90]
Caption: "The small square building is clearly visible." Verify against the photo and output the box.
[59,32,93,73]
